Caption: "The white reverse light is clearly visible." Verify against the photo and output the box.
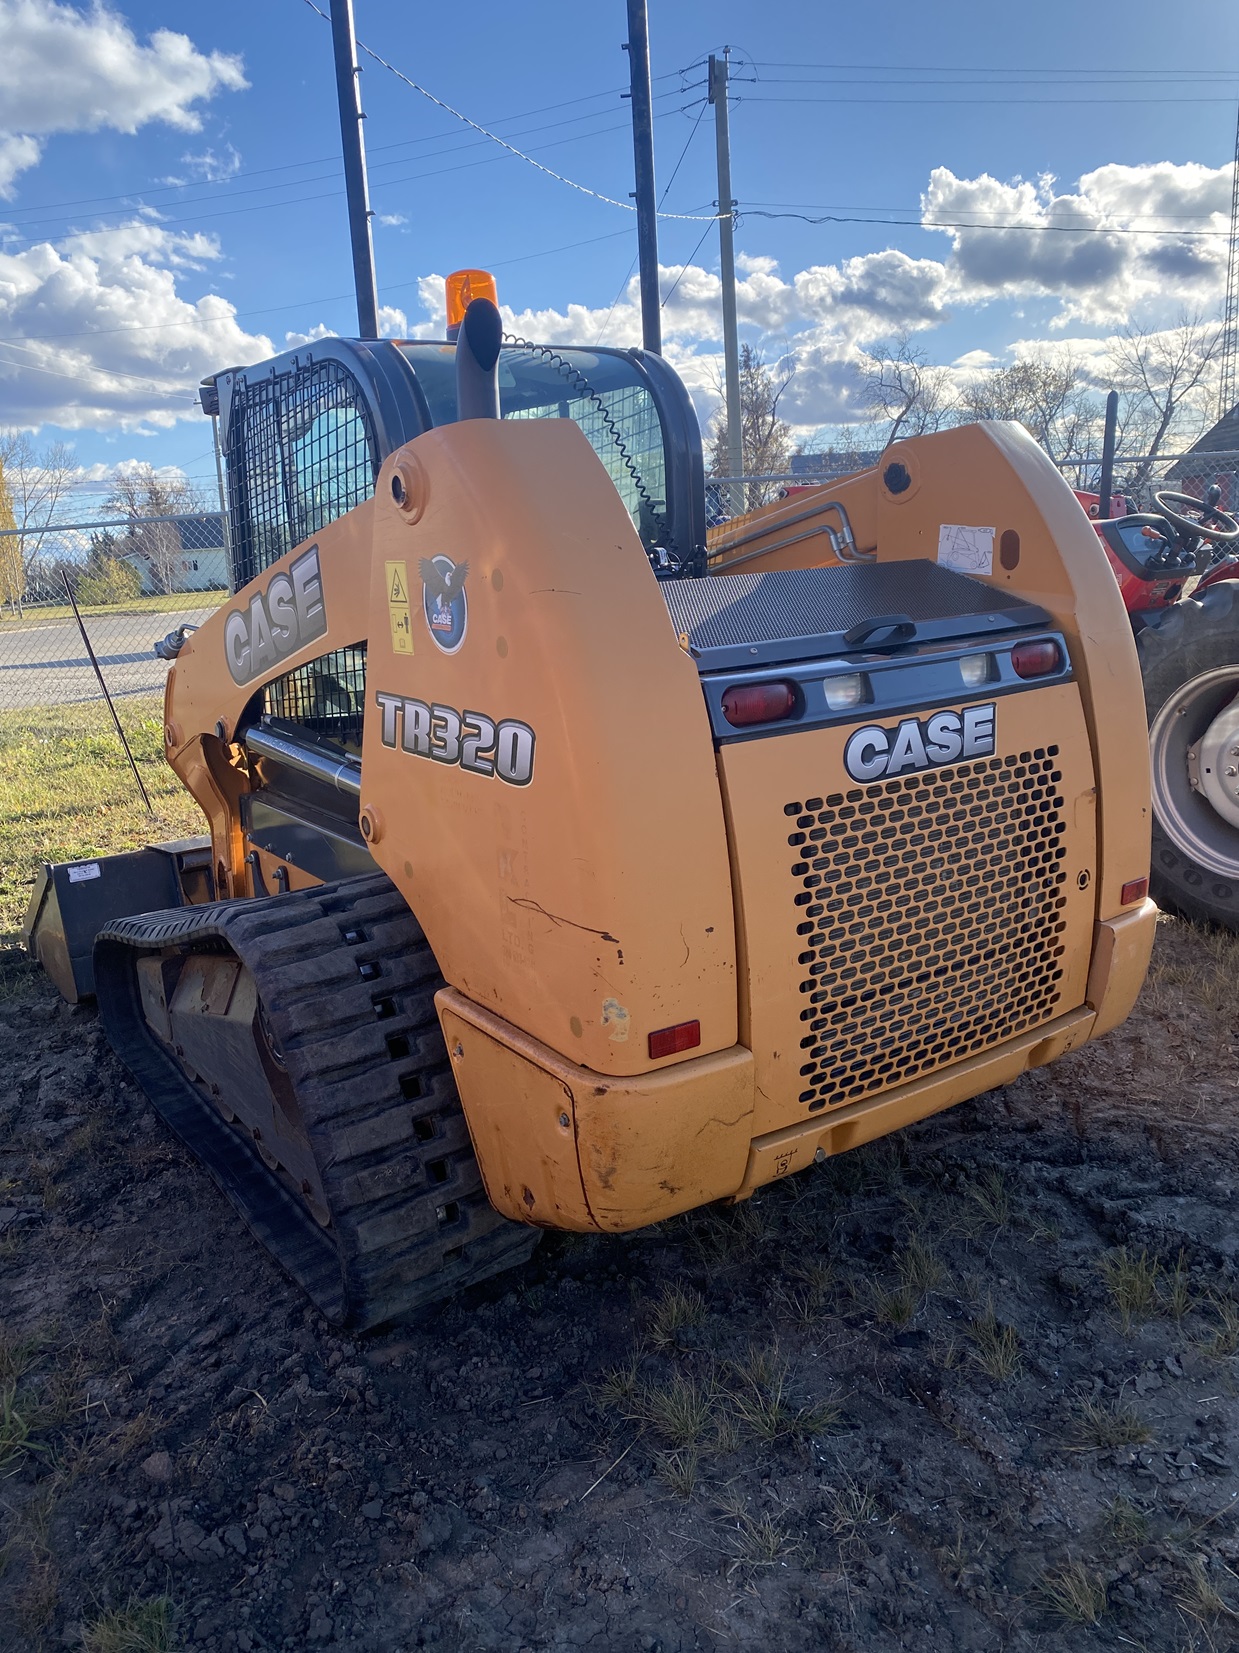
[959,653,994,688]
[823,673,868,711]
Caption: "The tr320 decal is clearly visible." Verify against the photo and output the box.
[375,692,535,786]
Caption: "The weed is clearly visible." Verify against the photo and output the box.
[966,1302,1021,1380]
[1037,1560,1108,1626]
[628,1371,716,1451]
[1100,1247,1161,1331]
[1175,1557,1239,1624]
[594,1356,641,1410]
[1102,1496,1150,1547]
[1068,1396,1153,1449]
[725,1346,839,1441]
[820,1475,881,1557]
[959,1167,1012,1234]
[0,1334,55,1474]
[82,1596,179,1653]
[653,1448,699,1499]
[1159,1250,1197,1320]
[647,1284,707,1349]
[869,1281,920,1327]
[1200,1293,1239,1358]
[897,1233,947,1294]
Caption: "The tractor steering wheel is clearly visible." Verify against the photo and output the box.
[1151,490,1239,546]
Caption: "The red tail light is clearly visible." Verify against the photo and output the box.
[1010,639,1063,679]
[1120,877,1148,905]
[721,682,797,727]
[648,1020,701,1060]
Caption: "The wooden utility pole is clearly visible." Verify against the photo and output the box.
[709,50,743,498]
[624,0,661,354]
[329,0,379,339]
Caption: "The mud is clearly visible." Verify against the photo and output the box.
[2,915,1238,1652]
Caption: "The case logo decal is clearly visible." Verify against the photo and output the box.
[375,693,535,787]
[420,555,469,654]
[844,704,995,783]
[224,545,327,686]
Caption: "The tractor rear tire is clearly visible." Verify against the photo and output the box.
[1136,580,1239,931]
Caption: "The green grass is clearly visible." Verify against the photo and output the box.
[0,697,204,948]
[0,591,225,627]
[81,1597,179,1653]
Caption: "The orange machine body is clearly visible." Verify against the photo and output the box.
[162,418,1155,1233]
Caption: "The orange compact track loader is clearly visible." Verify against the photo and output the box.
[25,291,1158,1329]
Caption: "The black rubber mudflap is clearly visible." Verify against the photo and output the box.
[94,875,539,1329]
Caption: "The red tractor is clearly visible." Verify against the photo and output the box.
[1086,482,1239,930]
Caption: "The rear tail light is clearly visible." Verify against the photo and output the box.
[648,1020,701,1060]
[1121,877,1148,905]
[721,681,797,727]
[1010,639,1063,679]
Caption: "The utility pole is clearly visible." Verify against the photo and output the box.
[1219,101,1239,420]
[624,0,661,354]
[709,50,743,503]
[329,0,379,339]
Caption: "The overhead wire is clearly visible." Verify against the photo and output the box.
[297,0,719,222]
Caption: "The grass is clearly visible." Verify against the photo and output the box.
[819,1475,882,1557]
[81,1596,179,1653]
[966,1301,1021,1380]
[0,696,203,948]
[626,1371,718,1452]
[1201,1293,1239,1358]
[1102,1496,1150,1547]
[1099,1247,1161,1331]
[0,1334,58,1475]
[1068,1396,1152,1449]
[724,1345,840,1441]
[1,590,225,627]
[1174,1558,1239,1625]
[647,1284,708,1349]
[1037,1560,1108,1626]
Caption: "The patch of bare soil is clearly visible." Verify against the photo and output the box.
[2,915,1239,1653]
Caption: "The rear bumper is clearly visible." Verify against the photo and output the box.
[438,903,1154,1234]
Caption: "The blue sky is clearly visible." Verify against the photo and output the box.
[1,0,1237,502]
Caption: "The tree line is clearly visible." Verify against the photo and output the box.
[707,312,1228,498]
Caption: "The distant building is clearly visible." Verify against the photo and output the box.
[1163,408,1239,510]
[120,513,229,595]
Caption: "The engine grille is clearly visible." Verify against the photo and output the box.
[787,746,1068,1112]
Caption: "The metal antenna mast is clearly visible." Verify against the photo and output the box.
[1220,102,1239,420]
[329,0,379,340]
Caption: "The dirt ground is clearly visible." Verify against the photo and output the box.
[3,915,1239,1653]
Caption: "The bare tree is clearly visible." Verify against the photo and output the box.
[708,345,796,505]
[958,351,1096,467]
[860,332,957,446]
[105,463,206,595]
[0,430,77,614]
[1106,313,1222,491]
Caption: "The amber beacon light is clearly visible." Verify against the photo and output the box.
[446,269,499,340]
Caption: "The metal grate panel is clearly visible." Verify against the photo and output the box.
[228,359,379,591]
[787,745,1068,1112]
[265,644,367,753]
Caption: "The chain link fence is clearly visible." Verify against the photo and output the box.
[0,513,229,714]
[5,455,1238,716]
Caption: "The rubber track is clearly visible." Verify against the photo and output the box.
[94,873,539,1330]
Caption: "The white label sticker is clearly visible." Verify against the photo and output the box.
[937,524,995,577]
[67,862,101,883]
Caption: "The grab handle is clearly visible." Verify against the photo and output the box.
[843,613,916,648]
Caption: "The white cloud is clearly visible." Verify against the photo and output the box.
[0,222,273,429]
[923,161,1230,326]
[378,213,408,228]
[0,0,247,196]
[161,144,242,187]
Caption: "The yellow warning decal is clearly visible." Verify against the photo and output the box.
[385,560,414,655]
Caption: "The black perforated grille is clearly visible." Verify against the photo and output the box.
[787,746,1068,1113]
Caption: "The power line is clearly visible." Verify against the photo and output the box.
[738,93,1239,106]
[747,58,1239,74]
[298,0,719,222]
[741,208,1232,237]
